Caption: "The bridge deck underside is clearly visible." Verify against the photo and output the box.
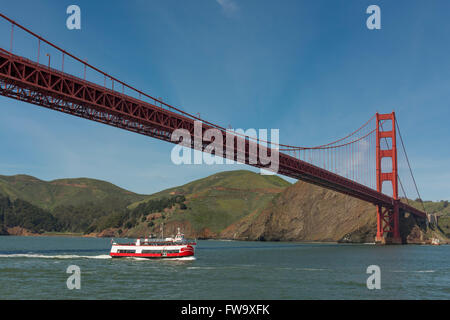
[0,51,426,219]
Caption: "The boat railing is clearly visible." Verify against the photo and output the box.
[113,240,196,246]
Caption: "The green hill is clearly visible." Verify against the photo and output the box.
[0,174,148,234]
[124,170,291,238]
[1,170,446,242]
[0,196,59,234]
[0,170,291,237]
[399,199,450,237]
[129,170,290,207]
[0,174,146,210]
[408,199,450,216]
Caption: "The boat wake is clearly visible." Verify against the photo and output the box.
[0,253,111,259]
[170,256,196,261]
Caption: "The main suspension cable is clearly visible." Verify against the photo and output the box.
[395,118,427,213]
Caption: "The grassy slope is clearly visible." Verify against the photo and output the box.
[0,174,146,210]
[126,170,291,236]
[403,198,450,236]
[0,170,291,237]
[406,199,450,215]
[2,170,447,240]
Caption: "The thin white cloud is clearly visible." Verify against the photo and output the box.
[216,0,239,16]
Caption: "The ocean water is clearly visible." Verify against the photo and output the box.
[0,236,448,299]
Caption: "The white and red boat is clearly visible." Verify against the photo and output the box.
[110,228,196,259]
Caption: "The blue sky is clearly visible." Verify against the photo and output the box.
[0,0,449,201]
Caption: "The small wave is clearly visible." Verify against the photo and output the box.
[125,256,197,262]
[187,266,215,270]
[0,253,111,260]
[391,270,435,273]
[297,268,327,271]
[171,256,196,261]
[277,267,327,272]
[128,257,148,261]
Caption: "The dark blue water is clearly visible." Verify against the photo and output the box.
[0,236,448,299]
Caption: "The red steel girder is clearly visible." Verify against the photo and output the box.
[0,51,426,220]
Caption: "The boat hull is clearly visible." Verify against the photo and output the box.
[110,251,194,259]
[109,243,195,259]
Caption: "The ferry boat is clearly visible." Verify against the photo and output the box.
[431,238,441,246]
[110,228,196,259]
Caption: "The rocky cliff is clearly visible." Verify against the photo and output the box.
[219,180,446,244]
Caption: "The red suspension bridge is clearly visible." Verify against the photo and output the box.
[0,13,428,244]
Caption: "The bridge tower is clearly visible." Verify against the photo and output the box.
[375,112,402,244]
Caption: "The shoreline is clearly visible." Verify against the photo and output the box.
[1,232,448,245]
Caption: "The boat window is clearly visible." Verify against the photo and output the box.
[142,250,161,254]
[117,250,135,254]
[141,250,180,254]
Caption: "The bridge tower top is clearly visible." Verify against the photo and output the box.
[375,112,398,200]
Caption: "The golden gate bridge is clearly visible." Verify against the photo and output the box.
[0,13,429,244]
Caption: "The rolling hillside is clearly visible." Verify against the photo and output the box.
[0,170,292,238]
[0,174,146,210]
[0,170,447,243]
[0,174,148,234]
[123,170,291,238]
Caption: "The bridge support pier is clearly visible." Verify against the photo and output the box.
[375,201,402,244]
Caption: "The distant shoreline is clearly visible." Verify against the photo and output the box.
[1,233,448,245]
